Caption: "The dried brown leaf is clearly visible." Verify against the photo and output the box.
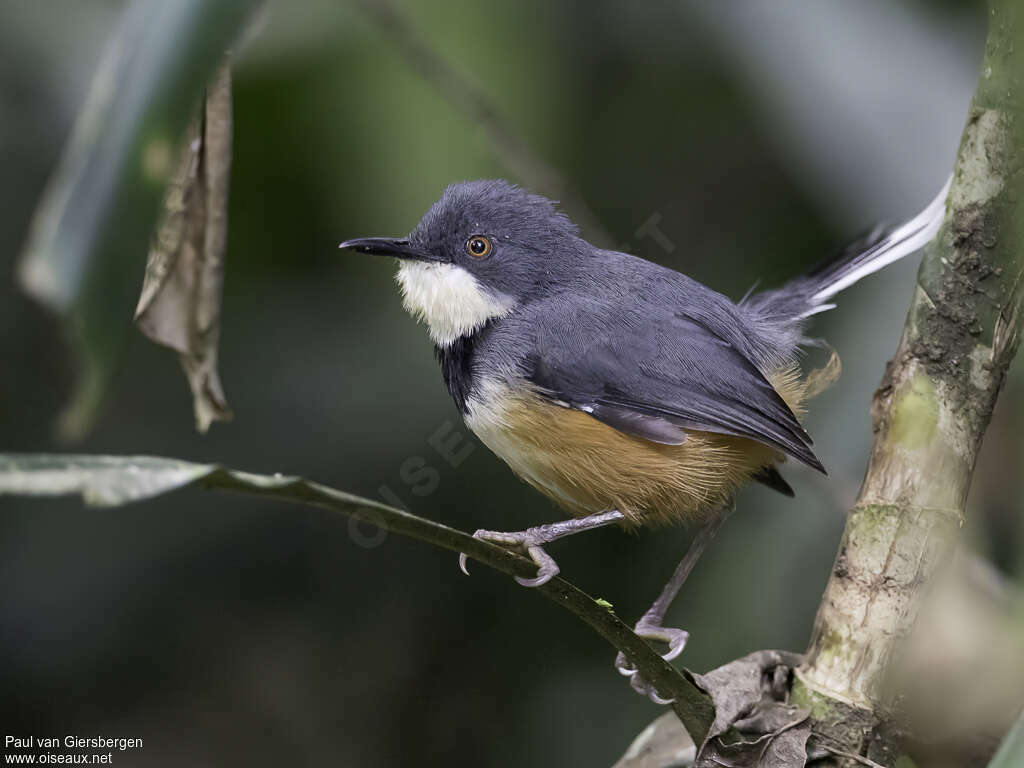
[692,651,809,768]
[135,57,233,432]
[613,712,697,768]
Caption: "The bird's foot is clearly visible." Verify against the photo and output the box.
[457,511,623,587]
[458,526,561,587]
[614,618,690,705]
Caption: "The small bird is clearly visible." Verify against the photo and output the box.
[340,178,949,702]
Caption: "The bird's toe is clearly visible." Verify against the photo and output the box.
[634,621,690,662]
[513,544,560,587]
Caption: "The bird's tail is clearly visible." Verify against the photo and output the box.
[744,176,951,328]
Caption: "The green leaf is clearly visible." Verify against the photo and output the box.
[17,0,258,440]
[0,454,394,515]
[0,454,216,507]
[989,711,1024,768]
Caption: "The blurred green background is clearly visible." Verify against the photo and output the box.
[2,0,1019,765]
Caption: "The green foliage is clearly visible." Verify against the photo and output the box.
[989,712,1024,768]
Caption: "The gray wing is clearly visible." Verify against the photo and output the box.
[523,300,824,473]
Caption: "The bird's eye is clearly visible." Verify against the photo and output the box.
[466,235,492,259]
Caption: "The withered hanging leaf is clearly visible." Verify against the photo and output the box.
[135,59,233,432]
[17,0,258,441]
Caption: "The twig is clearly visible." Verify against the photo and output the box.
[207,469,715,739]
[816,742,887,768]
[0,454,715,737]
[354,0,615,247]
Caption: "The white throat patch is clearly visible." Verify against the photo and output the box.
[396,261,515,346]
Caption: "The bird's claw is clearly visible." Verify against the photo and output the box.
[614,651,637,677]
[613,620,690,704]
[513,544,560,587]
[636,622,690,663]
[630,673,675,705]
[616,623,690,668]
[457,528,561,587]
[614,652,676,703]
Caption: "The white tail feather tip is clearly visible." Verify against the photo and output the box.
[811,175,952,303]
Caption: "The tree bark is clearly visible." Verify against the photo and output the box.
[794,0,1024,763]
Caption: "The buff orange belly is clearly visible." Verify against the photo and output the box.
[464,380,788,527]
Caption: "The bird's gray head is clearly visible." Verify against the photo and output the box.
[340,180,582,346]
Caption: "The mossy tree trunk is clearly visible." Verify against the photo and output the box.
[794,0,1024,763]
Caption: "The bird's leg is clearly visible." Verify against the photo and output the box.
[616,514,726,704]
[459,509,625,588]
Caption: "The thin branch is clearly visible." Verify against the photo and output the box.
[211,471,714,738]
[0,454,714,741]
[354,0,615,247]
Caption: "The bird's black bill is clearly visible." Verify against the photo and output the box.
[338,237,443,263]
